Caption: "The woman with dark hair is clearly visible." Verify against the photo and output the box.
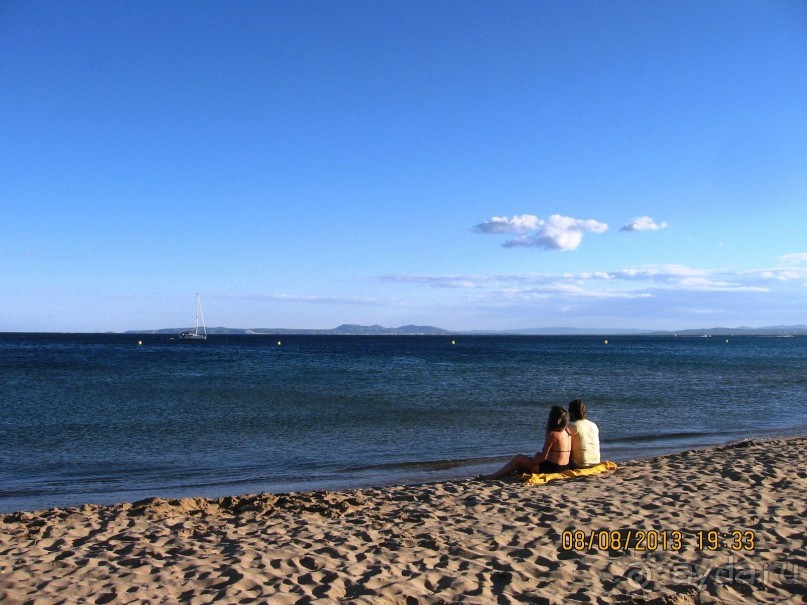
[481,405,572,480]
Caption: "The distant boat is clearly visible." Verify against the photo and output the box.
[179,294,207,340]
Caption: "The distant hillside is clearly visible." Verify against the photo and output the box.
[329,324,451,335]
[490,327,647,335]
[127,324,453,336]
[501,325,807,336]
[651,325,807,336]
[126,324,807,336]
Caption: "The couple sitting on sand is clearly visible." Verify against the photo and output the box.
[483,399,600,480]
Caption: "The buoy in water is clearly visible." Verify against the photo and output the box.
[137,340,143,346]
[604,339,608,345]
[277,341,282,346]
[451,340,456,345]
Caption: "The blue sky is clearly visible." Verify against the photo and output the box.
[2,1,805,332]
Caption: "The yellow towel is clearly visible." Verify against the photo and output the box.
[523,461,618,485]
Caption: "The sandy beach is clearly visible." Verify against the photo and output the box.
[1,437,805,604]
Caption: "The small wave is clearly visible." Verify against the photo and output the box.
[605,430,727,445]
[338,456,503,474]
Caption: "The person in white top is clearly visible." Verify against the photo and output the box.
[567,399,600,469]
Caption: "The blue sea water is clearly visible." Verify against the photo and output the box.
[1,333,805,513]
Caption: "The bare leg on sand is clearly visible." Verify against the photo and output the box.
[480,454,537,480]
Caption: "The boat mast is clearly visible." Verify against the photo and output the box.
[196,293,207,338]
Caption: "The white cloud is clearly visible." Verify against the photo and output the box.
[373,259,806,329]
[378,274,490,289]
[475,214,608,251]
[675,278,767,292]
[612,264,768,292]
[381,271,618,290]
[758,268,807,281]
[217,293,395,306]
[620,216,669,232]
[612,264,711,282]
[380,263,775,297]
[779,253,807,264]
[517,284,651,299]
[472,214,540,234]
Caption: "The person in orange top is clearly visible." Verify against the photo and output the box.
[482,405,572,480]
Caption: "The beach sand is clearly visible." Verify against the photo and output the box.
[1,437,805,604]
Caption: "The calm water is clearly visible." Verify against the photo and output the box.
[1,333,805,513]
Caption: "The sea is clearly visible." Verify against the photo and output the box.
[1,333,805,514]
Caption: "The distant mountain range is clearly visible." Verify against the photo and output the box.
[499,325,807,336]
[649,325,807,336]
[128,324,453,336]
[126,324,807,336]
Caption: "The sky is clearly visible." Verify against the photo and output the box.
[1,1,806,332]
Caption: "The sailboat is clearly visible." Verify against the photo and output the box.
[179,293,207,340]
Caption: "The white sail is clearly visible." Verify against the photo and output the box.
[179,294,207,340]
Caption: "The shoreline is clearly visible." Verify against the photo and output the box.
[5,426,806,516]
[2,435,805,603]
